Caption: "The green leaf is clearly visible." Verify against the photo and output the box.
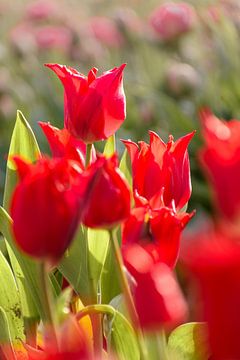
[59,227,110,304]
[2,111,40,320]
[87,228,109,297]
[0,307,17,360]
[119,149,132,189]
[58,225,91,303]
[101,237,121,304]
[3,110,40,210]
[103,135,116,157]
[0,252,25,343]
[78,304,140,360]
[168,322,209,360]
[107,310,140,360]
[56,287,73,323]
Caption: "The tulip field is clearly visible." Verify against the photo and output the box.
[1,0,240,359]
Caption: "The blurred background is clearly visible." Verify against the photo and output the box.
[1,0,240,213]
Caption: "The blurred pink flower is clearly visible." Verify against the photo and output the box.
[150,2,196,41]
[9,23,37,53]
[25,0,57,21]
[165,62,201,96]
[88,17,124,48]
[34,26,72,51]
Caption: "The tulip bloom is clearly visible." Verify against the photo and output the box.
[11,157,82,263]
[182,230,240,359]
[123,131,194,211]
[23,315,93,359]
[150,2,196,42]
[45,63,126,143]
[79,154,131,228]
[39,121,86,167]
[122,205,194,269]
[123,244,187,330]
[199,108,240,220]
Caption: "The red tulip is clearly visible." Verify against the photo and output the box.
[123,131,194,211]
[79,154,131,228]
[199,108,240,221]
[150,2,196,42]
[122,205,194,269]
[45,63,126,144]
[11,157,82,263]
[22,315,93,359]
[182,230,240,359]
[123,243,187,330]
[39,122,86,167]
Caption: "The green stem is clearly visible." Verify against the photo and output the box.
[89,280,103,358]
[156,330,169,360]
[76,304,115,321]
[39,262,59,350]
[24,318,38,348]
[85,143,93,167]
[109,229,139,326]
[109,230,148,359]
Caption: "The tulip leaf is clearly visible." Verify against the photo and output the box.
[103,135,116,157]
[3,110,40,210]
[101,237,121,304]
[106,309,140,360]
[0,252,25,343]
[0,307,18,360]
[168,322,209,360]
[58,225,92,303]
[87,228,109,298]
[119,149,132,189]
[78,304,140,360]
[2,110,41,320]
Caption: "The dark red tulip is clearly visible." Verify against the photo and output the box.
[79,154,131,229]
[123,131,194,211]
[45,63,126,144]
[199,108,240,221]
[11,157,82,263]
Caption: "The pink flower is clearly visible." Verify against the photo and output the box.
[150,2,196,41]
[88,17,124,48]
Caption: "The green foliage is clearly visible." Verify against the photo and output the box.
[168,322,210,360]
[0,252,25,343]
[1,111,57,321]
[103,135,116,157]
[78,304,140,360]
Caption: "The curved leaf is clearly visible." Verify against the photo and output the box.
[103,135,116,157]
[168,322,209,360]
[0,252,25,343]
[77,304,140,360]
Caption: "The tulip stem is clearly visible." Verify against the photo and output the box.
[109,229,139,326]
[85,143,93,167]
[39,262,59,350]
[156,330,169,360]
[109,229,148,359]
